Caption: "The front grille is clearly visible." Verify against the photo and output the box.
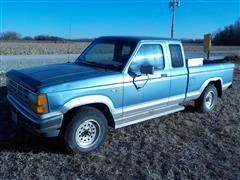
[7,79,30,107]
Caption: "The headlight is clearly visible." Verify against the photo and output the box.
[28,92,37,104]
[28,93,48,114]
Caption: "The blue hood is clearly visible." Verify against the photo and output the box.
[7,63,122,92]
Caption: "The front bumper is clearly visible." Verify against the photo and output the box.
[7,95,63,137]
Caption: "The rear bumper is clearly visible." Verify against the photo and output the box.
[7,95,63,137]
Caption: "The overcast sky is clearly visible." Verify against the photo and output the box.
[1,0,240,39]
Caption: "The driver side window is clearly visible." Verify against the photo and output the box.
[130,44,164,73]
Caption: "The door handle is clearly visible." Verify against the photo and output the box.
[161,73,168,77]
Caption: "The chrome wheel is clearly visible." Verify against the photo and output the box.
[75,119,101,148]
[205,91,215,109]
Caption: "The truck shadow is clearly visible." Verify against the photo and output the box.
[183,105,197,113]
[0,124,69,154]
[0,86,69,154]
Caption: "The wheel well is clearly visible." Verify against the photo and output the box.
[209,80,222,97]
[90,103,115,127]
[60,103,115,135]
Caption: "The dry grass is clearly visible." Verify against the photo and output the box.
[0,41,89,55]
[0,41,239,55]
[0,63,239,179]
[183,43,240,52]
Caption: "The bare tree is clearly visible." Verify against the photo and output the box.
[34,35,64,41]
[213,18,240,45]
[0,31,21,40]
[23,36,33,40]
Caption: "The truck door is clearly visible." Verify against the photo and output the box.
[122,43,171,117]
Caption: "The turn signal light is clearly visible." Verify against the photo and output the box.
[30,94,48,114]
[36,106,48,114]
[37,95,47,106]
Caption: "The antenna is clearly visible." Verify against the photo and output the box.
[67,17,72,63]
[169,0,181,39]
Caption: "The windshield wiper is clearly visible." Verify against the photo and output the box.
[101,64,121,71]
[76,60,121,71]
[76,61,101,68]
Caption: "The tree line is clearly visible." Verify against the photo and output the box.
[0,32,91,42]
[213,18,240,45]
[0,31,63,41]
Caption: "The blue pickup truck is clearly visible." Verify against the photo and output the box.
[6,36,234,153]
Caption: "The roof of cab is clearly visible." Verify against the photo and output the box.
[96,36,180,43]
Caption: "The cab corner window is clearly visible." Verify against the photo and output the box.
[130,44,164,73]
[169,44,184,68]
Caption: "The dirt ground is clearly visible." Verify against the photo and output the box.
[0,63,239,179]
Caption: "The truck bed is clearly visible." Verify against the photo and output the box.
[186,61,234,101]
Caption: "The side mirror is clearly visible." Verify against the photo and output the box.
[128,67,141,77]
[140,65,154,75]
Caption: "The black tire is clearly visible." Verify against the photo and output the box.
[64,106,108,154]
[195,84,218,113]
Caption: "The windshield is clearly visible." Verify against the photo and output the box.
[76,39,137,71]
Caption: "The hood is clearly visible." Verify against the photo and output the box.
[6,63,122,92]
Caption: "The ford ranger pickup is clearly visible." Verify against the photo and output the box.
[6,36,235,153]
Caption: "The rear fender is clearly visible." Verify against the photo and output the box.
[186,77,223,101]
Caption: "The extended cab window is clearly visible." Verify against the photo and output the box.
[169,44,184,68]
[130,44,164,72]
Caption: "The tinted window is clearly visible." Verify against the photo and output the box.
[130,44,164,73]
[169,44,184,68]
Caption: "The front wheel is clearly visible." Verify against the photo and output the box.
[64,107,108,154]
[195,84,218,113]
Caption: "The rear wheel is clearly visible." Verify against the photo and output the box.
[64,107,108,154]
[195,84,218,113]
